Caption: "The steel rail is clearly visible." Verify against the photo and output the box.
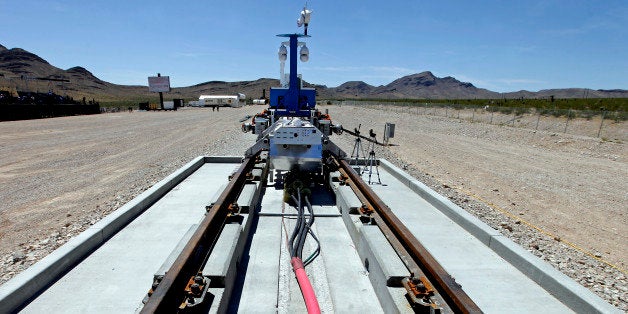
[141,156,258,313]
[334,161,450,311]
[335,157,482,314]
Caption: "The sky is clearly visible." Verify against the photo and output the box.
[1,0,627,92]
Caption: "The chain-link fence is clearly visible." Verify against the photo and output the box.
[340,100,627,141]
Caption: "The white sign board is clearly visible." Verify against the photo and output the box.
[148,76,171,92]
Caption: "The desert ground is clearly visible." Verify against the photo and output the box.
[0,105,626,309]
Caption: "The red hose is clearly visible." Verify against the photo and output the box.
[291,257,321,314]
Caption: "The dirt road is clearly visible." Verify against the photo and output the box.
[0,105,626,309]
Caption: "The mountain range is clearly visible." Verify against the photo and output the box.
[1,43,627,101]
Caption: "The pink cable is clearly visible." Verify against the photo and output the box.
[291,257,321,314]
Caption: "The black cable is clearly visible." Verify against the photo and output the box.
[287,188,321,265]
[295,190,307,258]
[303,229,321,267]
[289,193,301,257]
[302,197,321,266]
[305,196,315,228]
[297,195,315,261]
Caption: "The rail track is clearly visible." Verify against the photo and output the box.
[141,153,479,313]
[0,155,619,313]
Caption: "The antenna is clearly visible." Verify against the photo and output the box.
[297,3,312,35]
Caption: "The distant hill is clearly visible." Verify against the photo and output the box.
[328,72,500,99]
[1,43,627,102]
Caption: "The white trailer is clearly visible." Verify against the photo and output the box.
[199,94,245,108]
[163,101,175,110]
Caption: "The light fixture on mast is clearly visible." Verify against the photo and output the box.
[300,44,309,62]
[278,44,288,61]
[278,44,288,86]
[297,4,312,35]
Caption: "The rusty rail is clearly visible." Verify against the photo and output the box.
[335,157,482,314]
[141,156,257,313]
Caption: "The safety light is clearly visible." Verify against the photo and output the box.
[300,45,309,62]
[278,45,287,62]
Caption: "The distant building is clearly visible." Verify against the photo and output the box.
[198,94,245,108]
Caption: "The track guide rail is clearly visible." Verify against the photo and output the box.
[333,156,482,314]
[141,156,258,313]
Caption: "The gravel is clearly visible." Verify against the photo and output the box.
[0,105,625,310]
[330,105,627,310]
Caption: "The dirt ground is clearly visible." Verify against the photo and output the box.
[331,105,627,269]
[0,108,257,262]
[0,105,626,308]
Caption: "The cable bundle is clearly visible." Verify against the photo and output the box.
[289,189,321,265]
[286,185,321,313]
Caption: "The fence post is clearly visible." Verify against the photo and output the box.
[535,112,541,131]
[512,110,516,126]
[445,106,448,117]
[490,110,494,124]
[564,109,570,133]
[597,110,605,138]
[472,107,475,122]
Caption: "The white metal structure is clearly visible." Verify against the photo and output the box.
[199,94,245,108]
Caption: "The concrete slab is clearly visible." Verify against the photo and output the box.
[250,182,385,313]
[489,235,619,314]
[155,224,198,279]
[369,166,574,313]
[360,225,409,287]
[233,216,282,312]
[236,183,258,213]
[19,162,239,313]
[334,185,411,312]
[6,156,616,313]
[0,156,209,313]
[233,175,284,312]
[379,159,620,314]
[207,183,227,208]
[201,223,244,313]
[315,217,384,313]
[202,224,242,284]
[250,168,263,181]
[207,288,225,314]
[336,185,363,214]
[277,207,329,313]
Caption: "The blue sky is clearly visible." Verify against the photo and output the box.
[1,0,626,92]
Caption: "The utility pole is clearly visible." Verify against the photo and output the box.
[158,73,164,110]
